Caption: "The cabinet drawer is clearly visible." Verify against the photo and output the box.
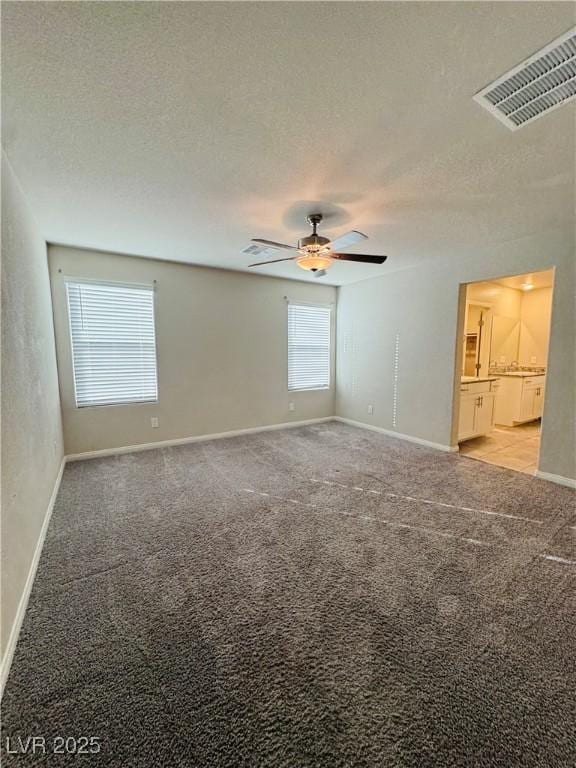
[522,375,545,389]
[460,381,492,394]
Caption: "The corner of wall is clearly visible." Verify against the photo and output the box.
[1,152,65,693]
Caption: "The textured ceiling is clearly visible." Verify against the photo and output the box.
[2,2,575,285]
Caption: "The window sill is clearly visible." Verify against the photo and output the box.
[75,399,159,409]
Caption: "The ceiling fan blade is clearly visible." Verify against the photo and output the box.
[248,257,297,267]
[328,230,368,250]
[252,238,296,251]
[313,269,327,278]
[333,253,387,264]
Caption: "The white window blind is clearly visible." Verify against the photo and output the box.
[288,303,331,391]
[66,281,158,407]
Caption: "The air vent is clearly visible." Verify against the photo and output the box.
[474,28,576,130]
[241,244,279,259]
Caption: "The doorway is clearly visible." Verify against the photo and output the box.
[453,269,554,475]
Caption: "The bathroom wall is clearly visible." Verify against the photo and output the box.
[467,281,523,322]
[518,287,553,367]
[466,280,552,367]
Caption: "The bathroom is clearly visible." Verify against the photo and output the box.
[456,269,553,474]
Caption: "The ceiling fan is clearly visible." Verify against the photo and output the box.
[242,214,387,277]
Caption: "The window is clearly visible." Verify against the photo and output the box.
[288,303,331,391]
[66,280,158,407]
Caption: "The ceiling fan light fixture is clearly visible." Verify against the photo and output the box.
[244,212,387,273]
[296,253,333,272]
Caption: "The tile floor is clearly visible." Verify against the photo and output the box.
[459,420,541,474]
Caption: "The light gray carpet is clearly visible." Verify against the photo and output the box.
[2,422,575,767]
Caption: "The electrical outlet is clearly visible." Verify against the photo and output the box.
[530,356,537,364]
[288,402,295,412]
[150,417,159,428]
[367,404,374,415]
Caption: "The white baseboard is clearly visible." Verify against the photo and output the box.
[0,457,66,698]
[65,417,334,462]
[534,470,576,489]
[333,416,458,453]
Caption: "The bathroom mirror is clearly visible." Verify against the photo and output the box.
[490,316,520,365]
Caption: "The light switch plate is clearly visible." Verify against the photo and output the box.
[151,417,159,428]
[288,402,295,412]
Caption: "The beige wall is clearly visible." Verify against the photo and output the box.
[336,230,575,481]
[1,154,64,660]
[48,246,336,455]
[519,287,553,367]
[466,280,552,368]
[466,282,522,368]
[467,281,523,321]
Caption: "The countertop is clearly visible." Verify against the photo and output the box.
[461,376,499,383]
[490,371,546,378]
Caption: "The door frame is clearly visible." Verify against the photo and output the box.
[450,270,556,474]
[463,300,493,378]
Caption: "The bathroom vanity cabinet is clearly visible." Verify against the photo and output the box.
[493,374,545,426]
[458,377,499,442]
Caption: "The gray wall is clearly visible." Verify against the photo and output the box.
[49,246,337,455]
[336,229,575,481]
[1,154,64,659]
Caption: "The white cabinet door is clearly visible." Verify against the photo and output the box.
[476,393,495,435]
[520,385,535,421]
[493,377,522,427]
[533,385,544,418]
[458,395,477,441]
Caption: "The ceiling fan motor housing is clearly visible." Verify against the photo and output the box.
[298,234,330,251]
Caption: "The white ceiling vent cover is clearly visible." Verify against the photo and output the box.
[241,243,279,259]
[474,28,576,130]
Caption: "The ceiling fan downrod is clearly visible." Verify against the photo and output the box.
[306,213,323,235]
[300,214,330,252]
